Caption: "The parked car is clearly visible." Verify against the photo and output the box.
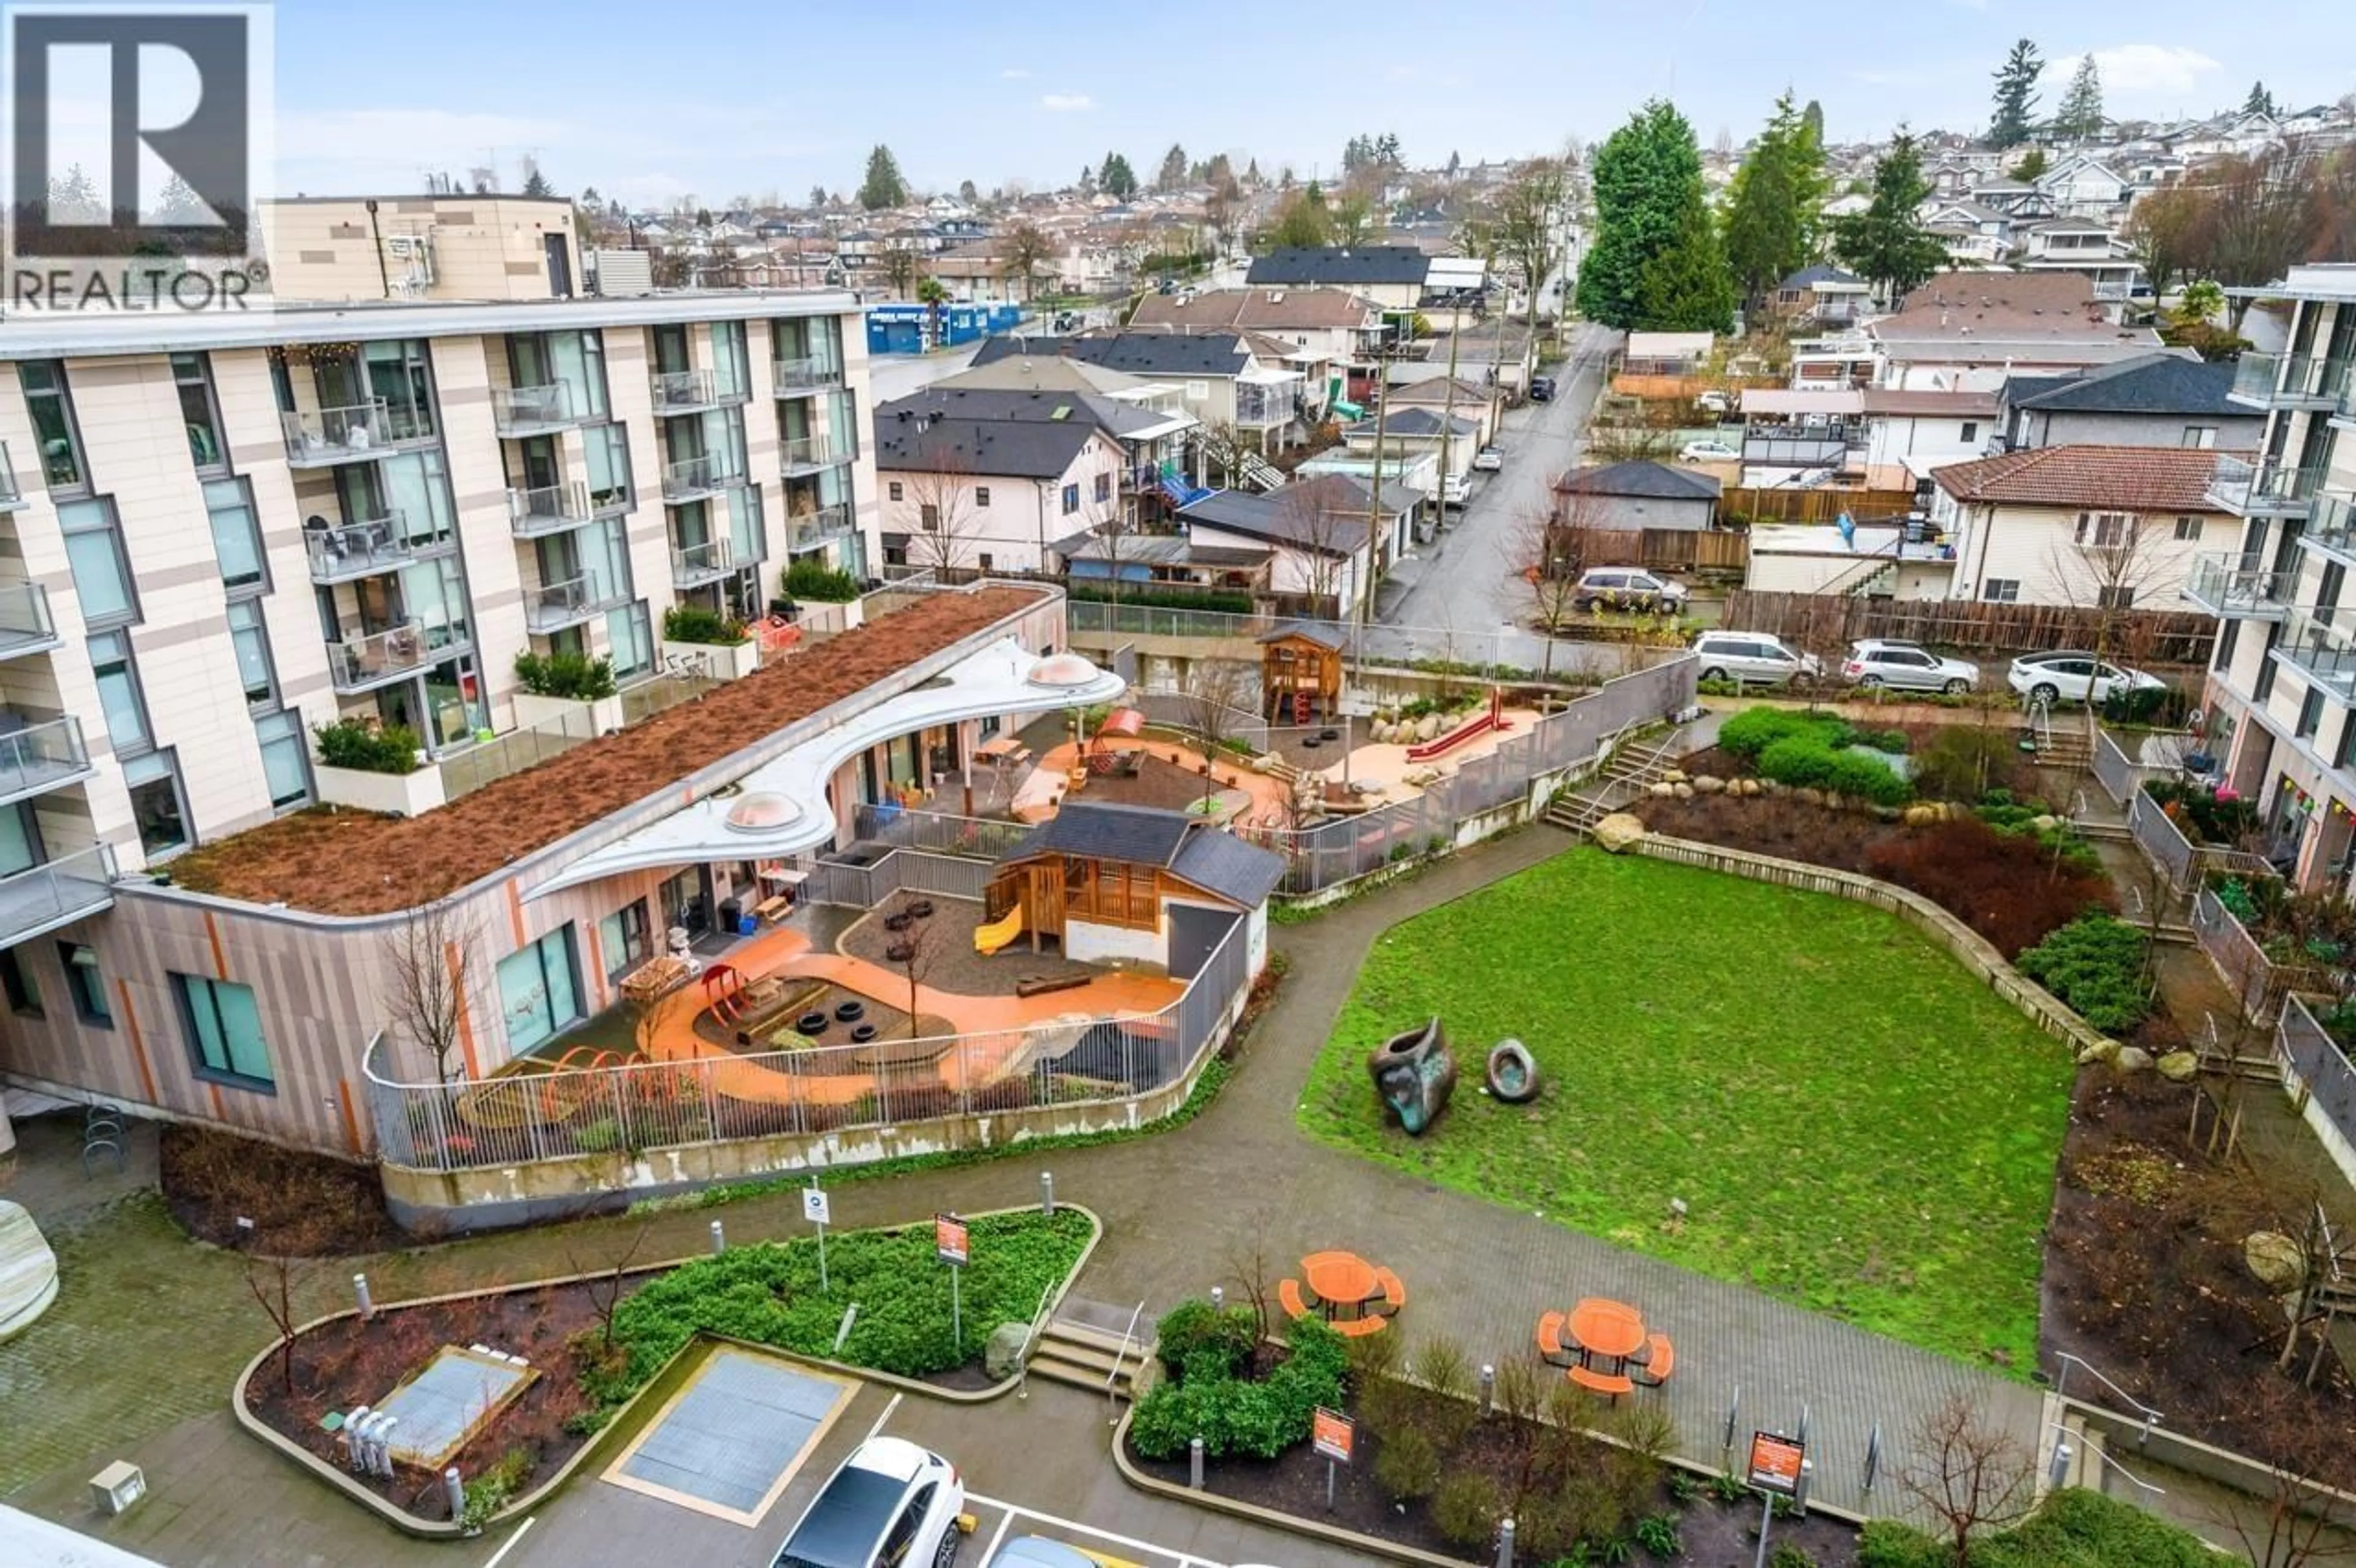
[772,1437,968,1568]
[1573,567,1687,614]
[1695,390,1731,414]
[1472,445,1503,472]
[1692,629,1820,686]
[1529,375,1557,402]
[1679,439,1739,463]
[1841,638,1979,694]
[1440,473,1470,508]
[985,1541,1092,1568]
[2006,651,2165,706]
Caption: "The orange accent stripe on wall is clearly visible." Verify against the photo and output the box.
[337,1080,363,1156]
[447,939,482,1081]
[203,910,228,979]
[505,880,527,950]
[117,980,158,1105]
[584,923,608,1012]
[207,1082,226,1121]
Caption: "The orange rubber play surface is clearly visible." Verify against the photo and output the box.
[635,925,1185,1107]
[1014,734,1298,831]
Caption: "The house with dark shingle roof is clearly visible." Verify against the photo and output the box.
[1928,445,2233,610]
[988,802,1285,978]
[1995,353,2264,453]
[872,404,1128,576]
[1552,461,1722,532]
[1244,246,1432,309]
[972,330,1320,449]
[1177,474,1415,618]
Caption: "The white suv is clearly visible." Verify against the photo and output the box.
[773,1437,968,1568]
[1692,630,1821,686]
[1573,567,1688,614]
[1842,639,1979,694]
[2007,651,2164,706]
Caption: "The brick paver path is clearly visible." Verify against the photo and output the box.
[2,828,2040,1530]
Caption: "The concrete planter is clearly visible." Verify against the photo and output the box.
[658,637,759,682]
[315,761,446,818]
[511,691,625,736]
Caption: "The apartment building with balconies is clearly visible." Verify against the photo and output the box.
[2185,264,2356,888]
[0,290,874,980]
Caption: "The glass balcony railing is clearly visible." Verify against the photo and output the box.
[2208,454,2326,516]
[507,482,593,537]
[2309,491,2356,558]
[779,434,845,474]
[2272,607,2356,703]
[2230,350,2346,409]
[670,538,737,586]
[524,574,621,633]
[663,454,744,501]
[281,400,396,466]
[2182,551,2293,619]
[650,369,722,413]
[0,440,23,510]
[492,383,583,435]
[0,581,59,659]
[303,513,413,583]
[772,354,844,391]
[0,714,93,805]
[788,505,853,551]
[326,620,432,693]
[0,842,117,947]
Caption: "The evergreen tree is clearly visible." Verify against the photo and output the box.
[1077,164,1096,199]
[1801,99,1825,147]
[2242,81,2277,117]
[1375,132,1401,165]
[1446,150,1461,180]
[1577,99,1716,329]
[1342,135,1370,173]
[1832,129,1950,304]
[957,179,978,204]
[1204,153,1234,189]
[45,163,101,223]
[2055,56,2104,140]
[1266,184,1333,249]
[1099,152,1138,200]
[807,184,826,210]
[858,145,909,210]
[1989,38,2044,148]
[1720,90,1828,312]
[1638,201,1737,333]
[1157,144,1188,191]
[2009,148,2049,182]
[1244,158,1263,188]
[522,163,554,199]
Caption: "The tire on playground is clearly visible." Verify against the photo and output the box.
[795,1012,830,1037]
[833,999,866,1023]
[1485,1039,1541,1104]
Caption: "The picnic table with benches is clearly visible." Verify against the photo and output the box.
[1536,1297,1673,1399]
[1279,1250,1404,1336]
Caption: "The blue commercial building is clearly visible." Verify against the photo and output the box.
[865,302,1022,355]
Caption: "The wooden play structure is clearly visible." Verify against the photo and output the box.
[1085,707,1146,775]
[1258,625,1346,724]
[1406,688,1511,763]
[981,802,1285,968]
[974,900,1025,955]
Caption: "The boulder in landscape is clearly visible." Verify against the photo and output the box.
[1592,813,1647,853]
[1672,782,1695,799]
[2113,1046,2154,1074]
[1693,775,1725,794]
[985,1321,1031,1381]
[2156,1050,2199,1083]
[1420,714,1444,742]
[1795,788,1824,806]
[1661,769,1688,785]
[1739,778,1764,797]
[1904,804,1936,827]
[1649,781,1676,797]
[2244,1231,2307,1292]
[2075,1039,2121,1066]
[1760,777,1785,795]
[2032,814,2060,832]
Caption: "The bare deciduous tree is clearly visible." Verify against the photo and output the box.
[899,455,987,576]
[2042,469,2203,750]
[1515,489,1610,681]
[242,1214,334,1395]
[1182,659,1258,810]
[2206,1387,2356,1568]
[1896,1389,2036,1568]
[1493,157,1572,340]
[568,1221,653,1354]
[999,222,1055,301]
[1273,480,1368,619]
[385,895,478,1091]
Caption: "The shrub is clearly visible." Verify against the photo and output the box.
[780,558,861,602]
[1768,1547,1820,1568]
[1634,1513,1681,1559]
[312,718,422,774]
[2017,915,2152,1031]
[2143,779,2260,845]
[1067,582,1255,615]
[1858,1486,2235,1567]
[1865,817,2114,958]
[459,1445,533,1529]
[1864,728,1909,753]
[2101,681,2192,729]
[1755,736,1912,805]
[1719,707,1852,762]
[514,649,617,701]
[1912,723,2035,803]
[1431,1469,1504,1548]
[660,604,747,645]
[1127,1314,1345,1461]
[1372,1424,1441,1501]
[1152,1299,1257,1380]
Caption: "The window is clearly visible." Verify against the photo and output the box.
[888,481,904,501]
[205,477,267,592]
[919,504,940,531]
[175,973,272,1088]
[2173,515,2203,542]
[173,353,227,474]
[58,942,110,1027]
[1981,578,2022,602]
[60,499,136,625]
[1185,380,1209,401]
[496,926,581,1053]
[0,949,40,1017]
[2255,625,2282,702]
[584,423,633,510]
[599,900,651,979]
[1093,471,1112,504]
[2075,512,2136,549]
[2298,686,2325,740]
[978,552,994,572]
[975,486,990,507]
[125,750,190,858]
[88,631,152,754]
[2336,709,2356,771]
[253,710,310,810]
[2096,585,2136,610]
[226,600,276,705]
[1960,421,1978,444]
[1061,483,1080,515]
[607,602,654,681]
[2215,617,2241,672]
[2182,426,2219,449]
[19,360,86,489]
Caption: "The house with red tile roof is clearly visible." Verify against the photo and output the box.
[1928,445,2236,609]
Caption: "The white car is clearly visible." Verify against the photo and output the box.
[1573,567,1687,614]
[1472,446,1503,472]
[2007,651,2166,706]
[1696,390,1732,414]
[1692,630,1821,686]
[772,1437,968,1568]
[1679,440,1739,463]
[1842,639,1979,694]
[1440,474,1470,508]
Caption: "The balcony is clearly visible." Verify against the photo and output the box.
[2207,454,2327,517]
[651,369,736,414]
[492,383,585,437]
[663,454,745,503]
[507,482,594,539]
[1235,377,1305,429]
[0,582,60,661]
[2270,608,2356,704]
[327,620,434,694]
[772,355,844,393]
[779,434,847,475]
[0,440,22,512]
[525,574,625,634]
[2182,551,2292,620]
[304,513,414,584]
[281,400,399,468]
[671,538,738,588]
[0,715,93,806]
[0,842,116,949]
[2229,350,2346,410]
[788,505,854,552]
[2309,491,2356,563]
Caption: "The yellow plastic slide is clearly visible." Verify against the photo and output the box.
[974,901,1024,955]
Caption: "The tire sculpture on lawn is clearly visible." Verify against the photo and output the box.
[1369,1016,1456,1134]
[1485,1038,1540,1103]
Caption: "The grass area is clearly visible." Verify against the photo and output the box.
[1299,850,2073,1370]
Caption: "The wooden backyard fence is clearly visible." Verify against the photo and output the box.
[1722,590,2219,664]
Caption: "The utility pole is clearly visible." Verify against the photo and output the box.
[1345,378,1396,797]
[1436,295,1466,532]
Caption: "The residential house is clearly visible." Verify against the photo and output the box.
[1552,461,1721,533]
[971,332,1323,452]
[2034,154,2133,218]
[1927,445,2231,609]
[1126,288,1388,376]
[876,384,1195,532]
[1176,474,1417,618]
[1997,353,2265,454]
[1859,388,2004,499]
[1244,247,1433,311]
[1412,322,1536,399]
[1773,265,1874,327]
[1339,407,1485,499]
[872,409,1126,575]
[1735,388,1869,488]
[2014,218,2141,300]
[1384,377,1501,447]
[1868,272,2163,392]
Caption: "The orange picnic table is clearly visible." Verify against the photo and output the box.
[1280,1250,1405,1336]
[1536,1298,1674,1399]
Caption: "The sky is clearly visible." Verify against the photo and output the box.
[269,0,2356,209]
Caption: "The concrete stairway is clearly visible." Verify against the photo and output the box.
[1544,729,1688,836]
[1025,1312,1147,1402]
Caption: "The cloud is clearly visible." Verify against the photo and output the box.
[999,67,1030,79]
[1038,93,1093,112]
[1847,67,1955,88]
[2058,44,2222,98]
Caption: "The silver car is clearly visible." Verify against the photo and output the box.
[1841,638,1979,694]
[1692,630,1821,687]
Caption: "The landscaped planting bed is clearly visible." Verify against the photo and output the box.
[1302,851,2074,1369]
[161,1121,406,1255]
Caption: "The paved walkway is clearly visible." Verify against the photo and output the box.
[2,828,2047,1556]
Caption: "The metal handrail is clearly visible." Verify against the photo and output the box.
[1015,1282,1057,1400]
[2045,1419,2168,1497]
[2051,1351,2163,1437]
[1106,1299,1145,1424]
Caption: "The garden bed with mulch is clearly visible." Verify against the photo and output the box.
[161,1121,407,1255]
[2041,1069,2356,1491]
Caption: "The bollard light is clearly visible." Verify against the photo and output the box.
[1479,1363,1496,1417]
[1190,1436,1206,1490]
[2049,1440,2073,1493]
[444,1466,467,1528]
[353,1272,373,1320]
[1796,1458,1814,1519]
[710,1218,726,1255]
[1210,1285,1224,1312]
[1041,1170,1055,1216]
[1496,1516,1516,1568]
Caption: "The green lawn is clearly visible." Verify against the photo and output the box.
[1300,850,2073,1370]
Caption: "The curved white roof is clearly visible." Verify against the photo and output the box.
[524,637,1125,900]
